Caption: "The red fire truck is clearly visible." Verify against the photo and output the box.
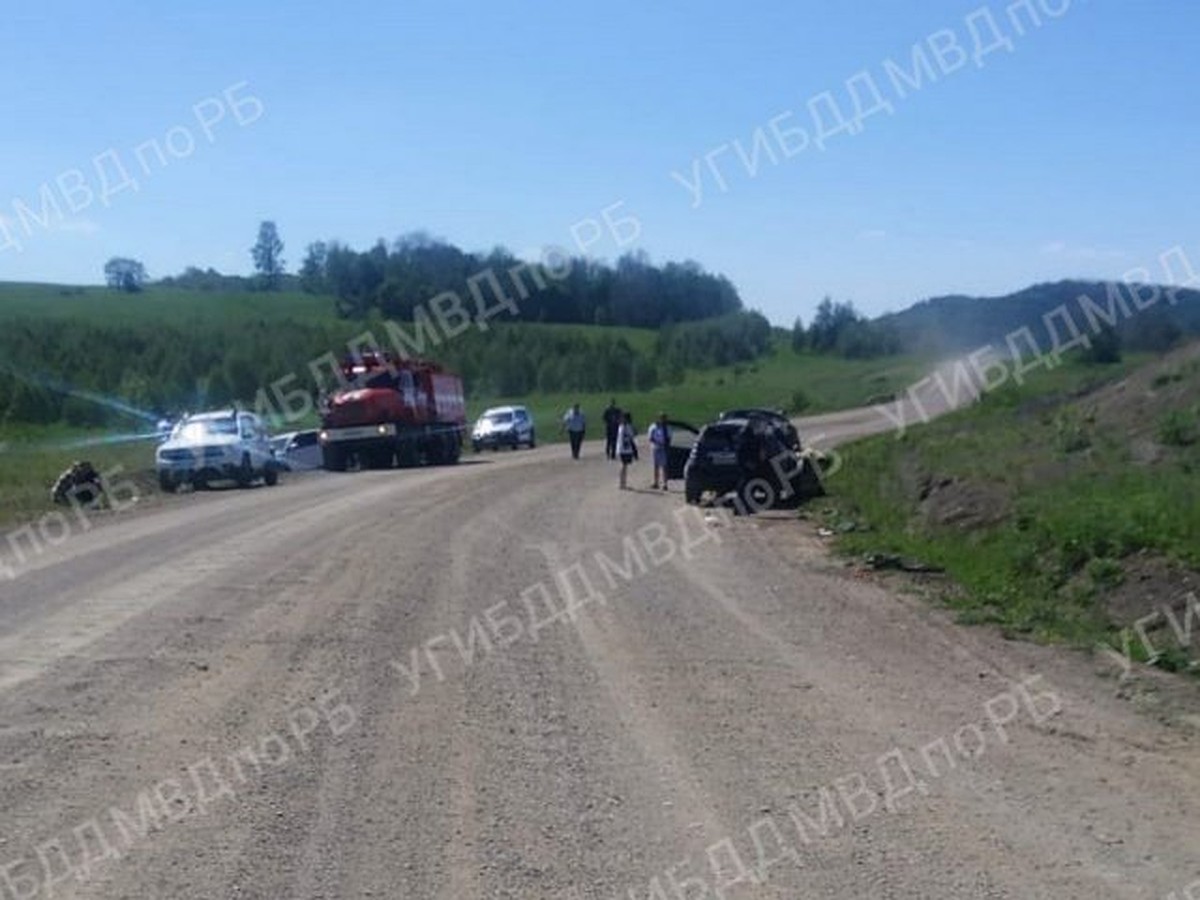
[318,352,466,471]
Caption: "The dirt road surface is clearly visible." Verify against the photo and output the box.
[1,402,1197,898]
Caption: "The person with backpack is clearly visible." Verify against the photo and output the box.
[617,412,638,490]
[648,412,671,490]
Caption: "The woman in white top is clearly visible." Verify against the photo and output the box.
[617,412,637,490]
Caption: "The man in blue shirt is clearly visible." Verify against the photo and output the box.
[561,403,586,459]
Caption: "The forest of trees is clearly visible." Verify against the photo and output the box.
[293,234,744,327]
[790,297,901,359]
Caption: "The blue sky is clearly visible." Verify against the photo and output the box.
[2,0,1198,324]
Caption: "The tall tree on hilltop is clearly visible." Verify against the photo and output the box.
[251,220,285,290]
[103,257,147,293]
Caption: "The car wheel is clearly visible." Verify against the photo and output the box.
[158,473,175,493]
[685,477,702,505]
[236,454,254,488]
[264,465,278,486]
[738,477,775,513]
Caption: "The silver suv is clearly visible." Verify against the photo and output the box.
[471,405,535,451]
[156,409,279,492]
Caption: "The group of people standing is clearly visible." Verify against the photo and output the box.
[561,399,672,491]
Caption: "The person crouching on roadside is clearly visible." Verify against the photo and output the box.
[617,412,637,490]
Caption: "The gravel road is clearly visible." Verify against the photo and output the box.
[1,404,1197,898]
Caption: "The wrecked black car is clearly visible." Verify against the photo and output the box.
[679,415,823,510]
[717,407,801,452]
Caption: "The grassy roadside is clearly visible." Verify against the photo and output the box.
[819,347,1200,667]
[0,425,156,530]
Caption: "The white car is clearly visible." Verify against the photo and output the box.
[270,429,322,471]
[471,405,535,451]
[156,409,279,492]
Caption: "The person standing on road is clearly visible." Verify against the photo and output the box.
[602,398,621,461]
[617,412,637,490]
[561,403,586,459]
[648,412,671,490]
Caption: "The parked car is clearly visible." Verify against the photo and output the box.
[717,407,801,451]
[270,429,322,471]
[156,409,279,492]
[471,405,536,451]
[682,416,822,509]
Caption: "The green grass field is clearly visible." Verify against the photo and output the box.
[820,349,1200,660]
[0,282,335,325]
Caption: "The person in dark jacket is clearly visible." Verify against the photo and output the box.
[602,398,621,460]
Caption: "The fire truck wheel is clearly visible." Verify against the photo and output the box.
[365,449,392,469]
[322,446,348,472]
[396,440,418,468]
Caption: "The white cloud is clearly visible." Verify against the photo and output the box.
[1040,239,1126,262]
[0,212,100,247]
[54,218,100,236]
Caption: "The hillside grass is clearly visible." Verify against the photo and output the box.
[0,282,335,324]
[822,350,1200,657]
[0,283,667,350]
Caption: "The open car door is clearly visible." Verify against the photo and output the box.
[665,421,698,481]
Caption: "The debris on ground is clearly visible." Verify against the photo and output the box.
[863,552,945,573]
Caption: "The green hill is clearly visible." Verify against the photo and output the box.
[0,281,775,428]
[879,280,1200,356]
[0,282,334,325]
